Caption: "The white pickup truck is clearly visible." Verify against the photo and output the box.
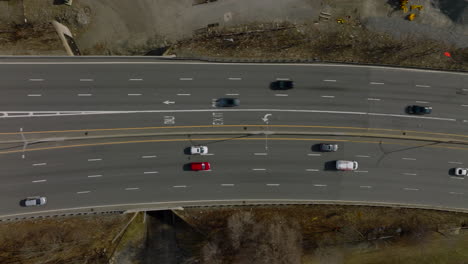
[336,160,358,171]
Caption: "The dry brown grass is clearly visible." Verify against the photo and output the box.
[171,22,468,71]
[0,214,131,264]
[178,205,468,264]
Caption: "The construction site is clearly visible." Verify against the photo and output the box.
[0,0,466,70]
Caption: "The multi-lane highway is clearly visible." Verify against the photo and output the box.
[0,58,467,216]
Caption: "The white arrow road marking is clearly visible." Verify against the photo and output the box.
[163,100,175,105]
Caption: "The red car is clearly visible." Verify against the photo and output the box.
[191,162,211,171]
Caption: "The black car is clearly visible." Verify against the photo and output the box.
[270,80,294,90]
[216,98,240,107]
[406,105,432,115]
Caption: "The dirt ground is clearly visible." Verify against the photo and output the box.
[0,213,131,264]
[0,0,467,64]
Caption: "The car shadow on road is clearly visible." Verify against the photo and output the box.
[448,168,456,176]
[183,147,192,155]
[311,144,322,152]
[182,163,192,171]
[323,161,337,171]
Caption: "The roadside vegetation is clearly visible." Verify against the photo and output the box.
[170,21,468,71]
[0,214,131,264]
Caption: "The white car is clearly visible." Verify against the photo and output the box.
[455,168,468,176]
[22,196,47,207]
[190,146,208,155]
[336,160,358,171]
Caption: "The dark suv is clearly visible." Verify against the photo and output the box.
[216,98,240,107]
[270,80,294,90]
[406,105,432,115]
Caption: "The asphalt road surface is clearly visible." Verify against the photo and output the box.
[0,58,467,216]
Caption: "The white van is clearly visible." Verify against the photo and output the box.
[336,160,358,171]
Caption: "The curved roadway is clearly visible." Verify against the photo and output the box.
[0,58,467,216]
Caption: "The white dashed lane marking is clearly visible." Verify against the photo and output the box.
[79,78,93,82]
[275,94,288,97]
[306,169,319,172]
[323,79,337,82]
[78,94,92,97]
[77,191,91,194]
[252,168,266,171]
[141,155,157,159]
[314,184,327,187]
[88,175,102,178]
[179,78,193,81]
[360,185,372,188]
[321,95,335,98]
[415,84,430,88]
[128,94,142,96]
[221,184,235,187]
[449,191,464,195]
[266,183,280,186]
[143,171,158,174]
[254,153,268,156]
[129,78,143,81]
[308,154,321,156]
[370,82,384,85]
[29,78,44,81]
[177,94,191,96]
[125,187,139,191]
[354,170,368,173]
[27,94,42,97]
[367,98,381,101]
[276,78,290,81]
[403,188,419,191]
[32,179,47,183]
[88,158,102,162]
[226,93,239,96]
[415,101,429,104]
[228,77,242,80]
[356,155,370,158]
[450,177,464,180]
[448,161,462,164]
[173,185,187,188]
[33,163,47,166]
[402,158,416,161]
[403,173,417,176]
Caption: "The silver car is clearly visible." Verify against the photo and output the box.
[22,197,47,207]
[320,143,338,152]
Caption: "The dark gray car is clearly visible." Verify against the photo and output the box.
[216,98,240,107]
